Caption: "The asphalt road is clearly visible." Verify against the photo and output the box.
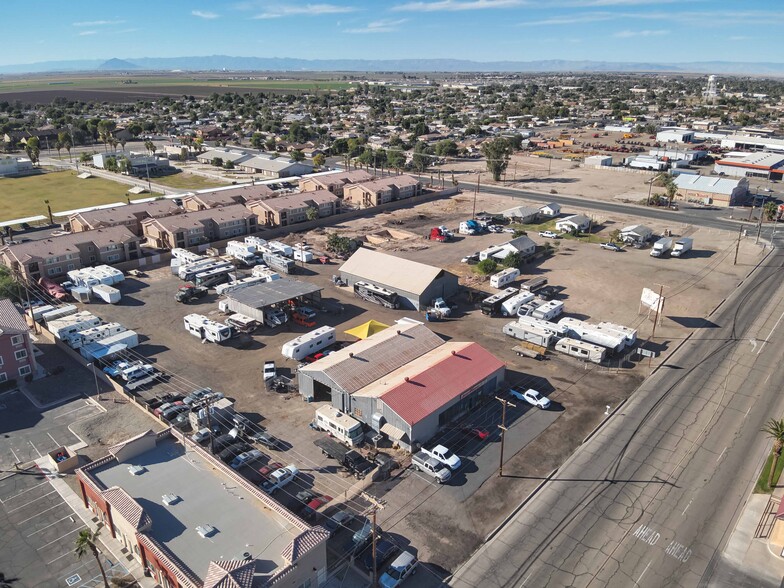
[450,246,784,587]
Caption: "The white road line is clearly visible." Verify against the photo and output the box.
[7,490,57,512]
[637,561,652,585]
[47,550,75,565]
[758,309,784,355]
[16,502,63,523]
[717,447,728,462]
[27,514,78,537]
[520,573,532,587]
[682,499,693,516]
[29,440,42,458]
[766,374,772,384]
[0,480,49,503]
[47,432,59,446]
[53,403,89,419]
[36,525,85,550]
[10,447,20,463]
[745,406,752,419]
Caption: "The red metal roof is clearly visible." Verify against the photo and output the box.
[380,342,505,425]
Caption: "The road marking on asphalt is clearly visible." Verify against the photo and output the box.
[36,525,85,550]
[7,490,57,512]
[682,499,693,516]
[47,432,59,446]
[10,447,20,463]
[637,561,652,585]
[758,309,784,355]
[664,540,692,563]
[16,502,63,523]
[633,524,660,546]
[0,479,49,503]
[766,374,771,384]
[749,338,757,352]
[54,404,89,419]
[519,572,532,586]
[29,440,42,458]
[27,514,77,537]
[745,406,752,419]
[717,447,727,462]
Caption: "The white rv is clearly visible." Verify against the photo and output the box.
[490,268,520,289]
[48,312,101,342]
[292,247,313,263]
[215,276,266,296]
[597,322,638,347]
[193,266,232,288]
[555,337,606,364]
[226,241,258,266]
[179,260,233,282]
[502,321,555,348]
[268,241,294,257]
[281,326,336,361]
[251,266,281,281]
[558,317,626,353]
[91,284,121,304]
[183,314,233,344]
[71,323,128,349]
[245,236,268,248]
[531,300,564,321]
[42,305,78,325]
[500,291,535,317]
[314,405,364,447]
[516,315,569,337]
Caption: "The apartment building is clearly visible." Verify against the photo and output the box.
[246,190,340,227]
[0,298,37,382]
[181,184,275,212]
[343,175,421,208]
[69,200,183,236]
[141,204,257,249]
[299,170,374,197]
[0,226,141,281]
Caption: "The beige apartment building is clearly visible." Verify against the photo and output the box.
[142,204,257,249]
[247,190,340,227]
[343,175,421,208]
[299,170,374,197]
[69,200,182,236]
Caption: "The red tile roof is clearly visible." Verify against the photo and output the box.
[380,342,505,425]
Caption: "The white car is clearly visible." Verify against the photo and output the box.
[510,387,551,409]
[263,361,276,381]
[539,230,560,239]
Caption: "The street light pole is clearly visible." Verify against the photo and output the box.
[87,363,102,401]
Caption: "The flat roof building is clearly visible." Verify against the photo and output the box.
[720,135,784,153]
[77,429,327,588]
[714,152,784,180]
[673,175,748,207]
[339,248,458,311]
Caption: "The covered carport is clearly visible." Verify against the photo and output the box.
[222,279,323,323]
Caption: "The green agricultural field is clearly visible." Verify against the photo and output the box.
[0,170,144,222]
[153,172,230,191]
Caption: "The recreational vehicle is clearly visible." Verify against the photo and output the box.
[183,314,233,343]
[282,326,336,361]
[490,268,520,289]
[500,291,535,317]
[480,287,519,316]
[314,405,364,447]
[502,321,555,348]
[70,323,128,350]
[555,337,606,364]
[354,281,399,309]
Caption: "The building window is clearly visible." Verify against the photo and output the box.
[15,349,27,361]
[106,254,120,262]
[67,263,75,271]
[353,408,362,418]
[10,335,22,346]
[47,267,62,276]
[89,256,96,263]
[0,372,6,383]
[18,365,31,377]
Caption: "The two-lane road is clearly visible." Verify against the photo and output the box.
[451,247,784,588]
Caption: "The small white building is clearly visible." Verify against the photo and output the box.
[538,202,562,218]
[0,156,33,176]
[656,128,695,144]
[555,214,591,233]
[500,206,540,223]
[648,148,706,162]
[479,236,536,262]
[585,155,612,167]
[620,224,653,243]
[626,155,668,171]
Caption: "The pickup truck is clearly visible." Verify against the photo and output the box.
[411,451,451,484]
[261,464,299,495]
[422,444,461,470]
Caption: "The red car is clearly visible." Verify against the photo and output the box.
[461,425,490,441]
[304,353,326,363]
[258,462,283,479]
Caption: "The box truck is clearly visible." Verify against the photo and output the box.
[671,237,693,258]
[650,237,673,258]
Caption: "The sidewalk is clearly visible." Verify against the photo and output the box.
[34,457,159,588]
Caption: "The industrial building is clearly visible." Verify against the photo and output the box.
[221,279,323,322]
[77,429,327,588]
[673,175,748,207]
[714,152,784,180]
[720,135,784,153]
[656,128,695,143]
[339,248,459,311]
[298,323,505,450]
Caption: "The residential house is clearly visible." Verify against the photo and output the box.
[500,206,541,223]
[181,184,275,212]
[343,175,422,209]
[620,224,654,243]
[673,175,748,207]
[555,214,592,233]
[237,157,313,178]
[479,235,536,261]
[299,170,374,197]
[247,190,340,227]
[142,204,257,249]
[0,226,141,281]
[69,200,183,236]
[539,202,562,217]
[0,298,37,382]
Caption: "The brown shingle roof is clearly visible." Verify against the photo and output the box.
[281,527,329,563]
[143,204,253,232]
[1,226,138,263]
[71,200,181,227]
[248,189,338,212]
[0,298,29,334]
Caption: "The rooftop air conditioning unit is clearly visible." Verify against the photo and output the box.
[162,494,180,506]
[128,465,146,476]
[196,524,217,538]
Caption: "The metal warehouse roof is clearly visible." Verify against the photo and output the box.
[299,322,444,394]
[339,248,454,296]
[358,342,505,425]
[226,279,322,308]
[674,175,743,195]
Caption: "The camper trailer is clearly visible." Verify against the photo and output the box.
[91,284,121,304]
[47,312,101,342]
[70,323,128,350]
[226,241,259,266]
[262,252,295,274]
[183,314,233,344]
[500,291,536,317]
[502,321,555,348]
[268,241,294,257]
[179,260,233,282]
[558,317,626,353]
[42,305,78,325]
[215,276,267,296]
[314,405,364,447]
[225,313,259,333]
[480,287,519,316]
[516,315,569,338]
[555,337,606,364]
[490,268,520,289]
[520,277,548,293]
[531,300,564,321]
[281,326,336,361]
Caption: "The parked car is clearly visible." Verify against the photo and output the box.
[299,495,333,522]
[600,242,623,252]
[230,449,264,469]
[510,387,551,409]
[422,444,461,470]
[251,431,280,450]
[379,551,418,588]
[261,464,299,494]
[304,352,326,363]
[362,539,397,572]
[191,428,211,444]
[219,442,251,462]
[352,519,382,551]
[539,230,561,239]
[161,405,189,422]
[258,462,283,480]
[263,361,276,381]
[460,425,490,441]
[325,508,355,536]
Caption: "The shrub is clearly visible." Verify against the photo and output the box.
[476,258,498,275]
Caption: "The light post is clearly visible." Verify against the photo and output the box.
[86,363,102,401]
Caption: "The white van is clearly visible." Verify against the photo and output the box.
[490,268,520,289]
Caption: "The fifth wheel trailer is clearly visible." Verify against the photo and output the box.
[281,326,336,361]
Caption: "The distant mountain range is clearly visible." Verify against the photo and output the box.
[1,55,783,75]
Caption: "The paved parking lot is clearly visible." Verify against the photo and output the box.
[0,469,127,588]
[0,390,101,471]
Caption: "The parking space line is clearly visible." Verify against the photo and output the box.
[0,480,50,503]
[7,490,57,512]
[53,402,90,419]
[10,447,21,463]
[27,514,76,537]
[48,550,78,566]
[16,502,64,523]
[47,432,59,446]
[29,440,42,458]
[36,525,85,550]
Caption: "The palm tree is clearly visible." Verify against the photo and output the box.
[74,527,109,588]
[762,418,784,489]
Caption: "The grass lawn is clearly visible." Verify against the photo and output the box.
[754,453,784,494]
[0,170,139,221]
[153,173,230,191]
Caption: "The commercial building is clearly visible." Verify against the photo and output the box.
[673,175,748,207]
[222,279,323,323]
[656,128,695,143]
[625,155,667,171]
[69,200,183,236]
[720,135,784,153]
[0,226,141,281]
[648,148,707,163]
[339,248,459,311]
[713,152,784,180]
[0,298,37,381]
[299,170,374,196]
[238,157,313,178]
[0,155,33,176]
[181,184,275,212]
[343,175,421,209]
[142,204,257,249]
[246,190,340,227]
[92,152,171,176]
[77,429,327,588]
[298,323,505,450]
[584,155,612,167]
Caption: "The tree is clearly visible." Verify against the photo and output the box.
[762,418,784,490]
[74,527,109,588]
[127,122,143,138]
[97,120,116,152]
[180,147,189,162]
[223,159,234,170]
[501,251,522,268]
[250,132,264,150]
[80,152,92,163]
[657,172,677,205]
[326,233,353,256]
[0,266,23,302]
[290,149,305,163]
[313,153,326,168]
[434,139,458,158]
[476,258,498,275]
[387,150,405,173]
[764,201,778,221]
[481,137,512,181]
[104,156,118,172]
[24,136,40,166]
[265,137,277,152]
[411,142,432,173]
[194,137,204,153]
[305,206,319,221]
[211,157,224,167]
[54,139,63,159]
[608,229,622,243]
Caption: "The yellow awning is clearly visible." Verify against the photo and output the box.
[344,320,390,340]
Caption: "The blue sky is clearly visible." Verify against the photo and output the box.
[1,0,782,66]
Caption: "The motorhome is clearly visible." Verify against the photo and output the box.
[268,241,294,257]
[70,323,128,349]
[245,236,268,249]
[183,314,233,343]
[314,405,364,447]
[555,337,606,364]
[215,276,266,296]
[264,308,289,329]
[490,268,520,289]
[225,313,259,333]
[480,287,519,316]
[261,252,295,274]
[500,291,535,317]
[178,259,230,281]
[354,281,399,309]
[282,326,336,361]
[193,266,232,288]
[520,277,548,293]
[558,317,626,353]
[251,266,281,281]
[226,241,258,266]
[292,247,314,263]
[516,315,569,337]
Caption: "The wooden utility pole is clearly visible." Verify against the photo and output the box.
[495,396,516,477]
[472,174,480,219]
[372,507,378,588]
[734,225,742,265]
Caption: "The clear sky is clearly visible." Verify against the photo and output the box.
[1,0,782,66]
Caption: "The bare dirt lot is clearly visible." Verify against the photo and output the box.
[79,188,767,575]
